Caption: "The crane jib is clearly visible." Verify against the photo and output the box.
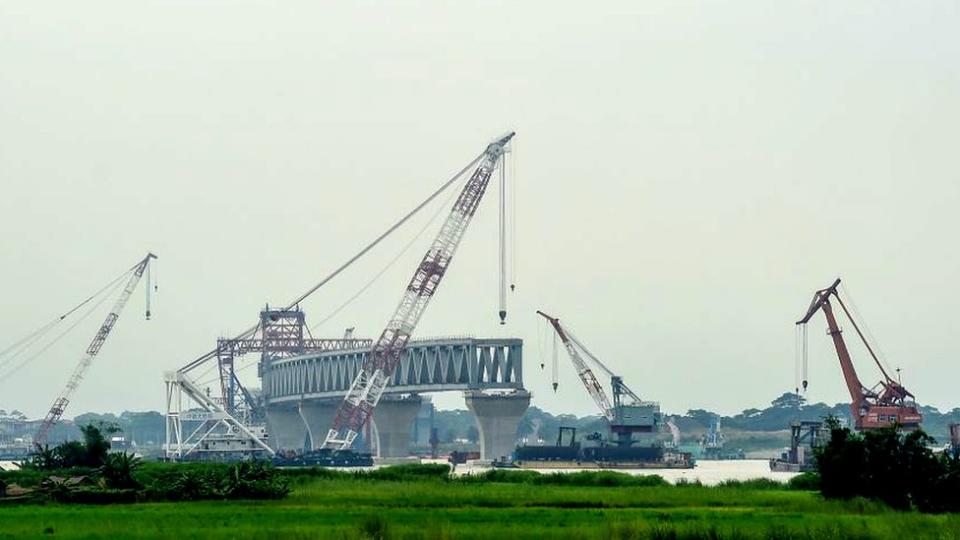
[35,253,156,445]
[322,134,513,450]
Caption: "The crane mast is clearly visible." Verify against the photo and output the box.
[322,133,515,450]
[796,278,921,431]
[36,253,156,445]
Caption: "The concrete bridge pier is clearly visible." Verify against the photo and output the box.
[371,395,422,458]
[465,390,531,461]
[298,401,339,451]
[265,403,308,452]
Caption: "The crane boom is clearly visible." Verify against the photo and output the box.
[796,278,921,431]
[35,253,156,445]
[322,133,515,450]
[537,310,616,421]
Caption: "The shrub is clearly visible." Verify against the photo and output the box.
[788,472,820,491]
[458,468,668,487]
[717,478,787,490]
[361,463,451,482]
[222,462,290,500]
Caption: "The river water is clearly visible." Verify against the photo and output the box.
[454,459,798,486]
[4,458,798,486]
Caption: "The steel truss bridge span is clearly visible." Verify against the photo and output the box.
[263,337,523,403]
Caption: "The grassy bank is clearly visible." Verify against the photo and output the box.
[1,466,958,539]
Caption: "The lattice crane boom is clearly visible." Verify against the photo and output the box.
[537,310,616,422]
[35,253,156,445]
[322,133,515,450]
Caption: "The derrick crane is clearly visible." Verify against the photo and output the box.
[36,253,156,445]
[322,132,515,450]
[537,310,660,446]
[796,278,922,431]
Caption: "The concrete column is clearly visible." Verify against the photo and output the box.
[298,401,339,451]
[371,395,422,458]
[265,403,308,452]
[465,390,531,461]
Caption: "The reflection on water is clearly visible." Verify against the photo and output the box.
[456,459,799,486]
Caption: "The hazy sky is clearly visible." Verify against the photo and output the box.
[2,2,958,419]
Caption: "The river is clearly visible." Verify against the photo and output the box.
[454,459,798,486]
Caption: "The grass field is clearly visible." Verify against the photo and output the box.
[2,473,959,539]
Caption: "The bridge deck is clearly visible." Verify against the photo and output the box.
[263,337,523,404]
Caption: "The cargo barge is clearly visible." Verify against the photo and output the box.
[499,427,694,469]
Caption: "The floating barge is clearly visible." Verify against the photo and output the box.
[499,427,694,470]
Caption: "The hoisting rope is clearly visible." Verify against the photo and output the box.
[552,326,559,391]
[509,139,518,291]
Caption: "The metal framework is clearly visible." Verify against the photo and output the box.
[264,337,523,403]
[215,307,372,416]
[35,253,156,445]
[323,132,515,449]
[165,307,370,459]
[164,370,275,459]
[796,278,922,430]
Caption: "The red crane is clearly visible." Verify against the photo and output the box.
[322,132,515,450]
[796,278,921,431]
[36,253,157,445]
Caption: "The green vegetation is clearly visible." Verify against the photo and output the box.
[4,424,290,504]
[1,464,959,538]
[816,418,960,512]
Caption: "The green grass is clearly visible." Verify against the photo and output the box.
[2,470,959,539]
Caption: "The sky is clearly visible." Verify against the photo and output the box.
[1,1,958,419]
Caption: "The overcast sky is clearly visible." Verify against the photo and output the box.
[1,1,958,419]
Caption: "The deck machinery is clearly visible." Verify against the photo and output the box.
[502,311,691,468]
[537,310,661,446]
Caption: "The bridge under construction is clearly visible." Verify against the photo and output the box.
[162,132,525,462]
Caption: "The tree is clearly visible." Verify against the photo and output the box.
[80,422,118,467]
[100,452,142,489]
[770,392,805,409]
[466,426,479,444]
[815,417,960,512]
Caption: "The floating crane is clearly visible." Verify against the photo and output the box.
[322,132,515,450]
[537,310,661,446]
[796,278,922,431]
[35,253,156,445]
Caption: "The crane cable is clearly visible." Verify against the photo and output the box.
[0,266,134,369]
[0,270,131,382]
[838,282,897,381]
[308,170,465,333]
[197,174,462,384]
[178,151,485,374]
